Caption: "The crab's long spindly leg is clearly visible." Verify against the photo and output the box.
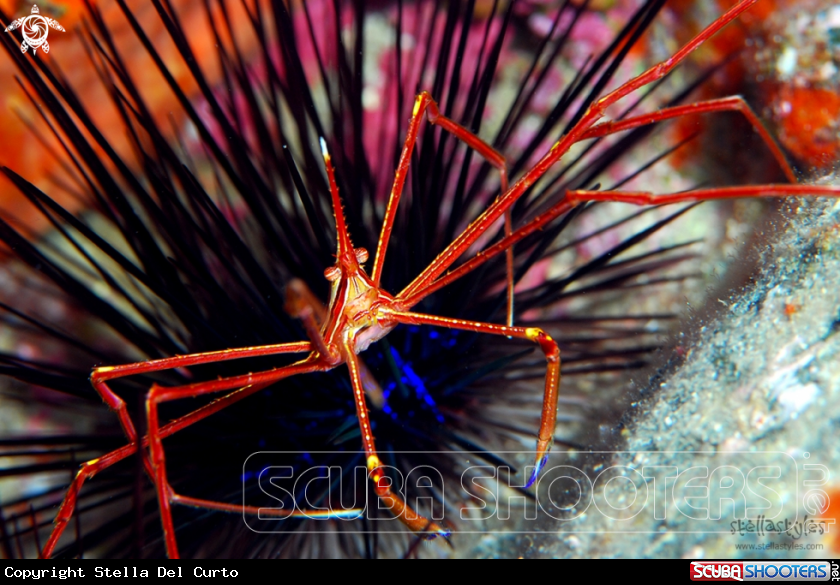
[564,185,840,207]
[343,339,451,539]
[44,379,361,559]
[371,91,516,325]
[404,179,840,310]
[399,92,808,308]
[398,197,576,309]
[398,0,763,301]
[580,96,797,182]
[146,358,328,558]
[380,309,560,488]
[44,341,314,558]
[43,443,136,559]
[89,342,313,479]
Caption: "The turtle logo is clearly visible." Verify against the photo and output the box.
[4,4,65,54]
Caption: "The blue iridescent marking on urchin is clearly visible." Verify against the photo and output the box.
[381,345,445,423]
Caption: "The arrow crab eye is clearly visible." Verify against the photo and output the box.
[324,266,341,281]
[355,248,368,265]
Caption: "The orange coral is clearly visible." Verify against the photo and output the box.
[0,0,255,231]
[773,85,840,168]
[823,486,840,553]
[656,0,840,176]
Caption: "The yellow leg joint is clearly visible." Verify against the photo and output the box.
[525,327,554,343]
[367,455,381,472]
